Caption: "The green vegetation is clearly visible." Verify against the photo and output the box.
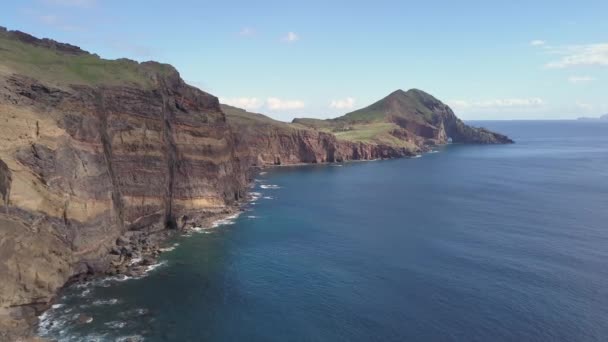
[333,122,416,148]
[333,89,438,124]
[289,89,445,147]
[0,33,173,88]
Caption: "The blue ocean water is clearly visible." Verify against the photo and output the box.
[40,121,608,341]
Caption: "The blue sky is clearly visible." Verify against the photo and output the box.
[2,0,607,121]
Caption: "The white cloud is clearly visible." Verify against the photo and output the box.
[41,0,96,7]
[530,40,546,46]
[238,27,255,37]
[329,97,356,109]
[282,32,299,43]
[449,98,544,110]
[220,97,262,110]
[220,97,305,111]
[576,101,594,111]
[568,76,596,84]
[545,43,608,68]
[266,97,305,110]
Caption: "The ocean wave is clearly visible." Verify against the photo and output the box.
[78,288,91,298]
[249,191,262,201]
[428,150,440,153]
[159,242,180,252]
[92,298,119,306]
[211,212,241,228]
[259,171,267,175]
[128,257,142,266]
[116,335,144,342]
[411,155,422,158]
[144,260,167,273]
[263,196,273,200]
[260,184,281,189]
[104,320,127,329]
[247,215,258,219]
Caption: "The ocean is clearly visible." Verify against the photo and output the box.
[39,121,608,341]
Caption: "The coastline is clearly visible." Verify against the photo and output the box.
[11,148,438,341]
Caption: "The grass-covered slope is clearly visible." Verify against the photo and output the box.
[0,27,174,88]
[294,89,513,145]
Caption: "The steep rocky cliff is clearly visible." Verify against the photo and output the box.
[0,28,246,340]
[222,104,415,168]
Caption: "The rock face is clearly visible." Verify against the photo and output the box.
[0,29,246,340]
[223,104,414,168]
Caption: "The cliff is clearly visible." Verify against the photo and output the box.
[0,28,246,340]
[222,104,415,168]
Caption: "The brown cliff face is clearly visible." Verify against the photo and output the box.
[222,104,415,170]
[0,36,246,338]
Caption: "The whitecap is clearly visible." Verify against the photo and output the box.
[159,242,179,252]
[105,320,127,329]
[260,184,281,189]
[247,215,258,219]
[116,335,144,342]
[259,171,267,175]
[211,212,241,228]
[92,298,119,306]
[128,257,143,266]
[411,155,422,158]
[78,288,91,297]
[263,196,273,200]
[51,304,64,309]
[249,191,262,201]
[144,260,167,273]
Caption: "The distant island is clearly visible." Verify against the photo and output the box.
[577,114,608,121]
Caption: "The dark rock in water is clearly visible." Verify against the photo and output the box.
[142,257,155,266]
[76,314,93,324]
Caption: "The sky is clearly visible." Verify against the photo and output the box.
[1,0,607,121]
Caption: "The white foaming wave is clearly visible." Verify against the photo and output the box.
[128,257,142,266]
[331,164,343,167]
[263,196,273,200]
[411,155,422,158]
[52,304,64,309]
[116,335,144,342]
[428,150,439,153]
[78,288,91,298]
[211,212,241,228]
[159,242,180,252]
[247,215,258,219]
[249,192,262,201]
[92,298,119,306]
[259,171,267,175]
[260,184,281,189]
[105,320,127,329]
[144,260,167,273]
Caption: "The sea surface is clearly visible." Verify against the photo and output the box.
[39,121,608,341]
